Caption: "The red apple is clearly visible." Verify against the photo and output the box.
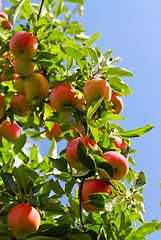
[0,94,5,119]
[50,84,79,115]
[83,78,111,107]
[14,76,25,92]
[9,31,38,60]
[109,135,127,151]
[46,122,63,142]
[7,203,40,239]
[66,137,97,171]
[101,151,129,180]
[10,93,30,117]
[0,121,21,142]
[24,73,49,102]
[13,57,36,76]
[0,12,12,30]
[109,93,123,115]
[81,179,112,212]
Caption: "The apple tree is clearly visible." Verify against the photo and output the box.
[0,0,160,239]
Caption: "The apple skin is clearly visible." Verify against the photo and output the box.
[109,135,127,151]
[10,93,30,117]
[0,94,5,119]
[83,78,111,107]
[14,77,25,93]
[101,151,129,180]
[7,203,40,239]
[9,31,38,60]
[81,179,112,212]
[46,122,63,142]
[0,12,12,30]
[50,84,79,116]
[13,57,36,76]
[109,93,123,115]
[0,121,21,142]
[66,137,97,171]
[24,73,49,102]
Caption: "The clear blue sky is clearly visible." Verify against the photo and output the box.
[2,0,161,239]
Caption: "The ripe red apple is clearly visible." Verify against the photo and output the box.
[109,135,127,151]
[0,94,5,119]
[50,84,79,115]
[13,57,36,76]
[10,93,30,117]
[14,76,25,92]
[83,78,111,107]
[0,12,12,30]
[81,179,112,212]
[24,73,49,102]
[109,93,123,115]
[0,121,21,142]
[7,203,40,239]
[46,122,63,142]
[66,137,97,171]
[9,31,38,60]
[101,151,129,180]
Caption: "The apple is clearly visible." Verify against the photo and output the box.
[0,94,5,119]
[7,203,40,239]
[14,76,25,93]
[101,151,129,180]
[9,31,38,60]
[83,78,111,107]
[10,93,30,117]
[50,84,79,115]
[0,121,21,142]
[77,91,86,110]
[80,179,112,212]
[13,57,36,76]
[0,69,19,82]
[66,137,97,171]
[109,135,127,151]
[24,73,49,102]
[46,122,63,142]
[109,93,123,115]
[0,12,12,30]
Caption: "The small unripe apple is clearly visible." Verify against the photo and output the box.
[13,57,36,76]
[109,93,123,115]
[66,137,97,171]
[7,203,40,239]
[81,179,112,212]
[0,94,5,119]
[0,12,12,30]
[101,151,129,180]
[50,84,79,116]
[9,31,38,60]
[10,93,30,117]
[24,73,49,102]
[14,77,25,93]
[0,121,21,142]
[46,122,63,142]
[83,78,111,107]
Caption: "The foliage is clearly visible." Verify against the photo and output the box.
[0,0,160,239]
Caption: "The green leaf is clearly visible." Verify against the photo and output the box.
[86,32,101,46]
[55,0,63,17]
[68,233,92,240]
[85,47,98,63]
[87,95,105,118]
[8,0,26,26]
[108,77,133,96]
[77,141,95,170]
[106,66,134,77]
[117,124,154,138]
[95,155,113,179]
[13,134,27,154]
[50,179,65,194]
[64,0,84,5]
[48,138,57,159]
[88,192,110,208]
[12,165,30,191]
[60,45,84,62]
[133,171,146,190]
[1,171,18,193]
[135,221,160,236]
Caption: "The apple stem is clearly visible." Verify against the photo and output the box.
[37,0,45,21]
[78,178,86,232]
[106,179,125,197]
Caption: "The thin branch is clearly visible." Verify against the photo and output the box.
[63,4,80,33]
[37,0,45,21]
[106,179,126,197]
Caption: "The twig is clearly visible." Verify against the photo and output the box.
[106,179,125,197]
[63,4,80,33]
[37,0,45,21]
[78,178,86,232]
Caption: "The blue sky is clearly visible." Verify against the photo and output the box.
[2,0,161,239]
